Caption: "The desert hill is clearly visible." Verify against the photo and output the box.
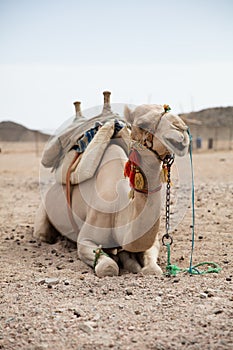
[181,106,233,127]
[0,121,50,142]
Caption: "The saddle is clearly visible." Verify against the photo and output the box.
[41,109,131,184]
[55,119,131,185]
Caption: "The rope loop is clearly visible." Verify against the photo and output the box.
[93,245,109,269]
[162,234,173,246]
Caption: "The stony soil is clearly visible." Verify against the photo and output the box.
[0,143,232,350]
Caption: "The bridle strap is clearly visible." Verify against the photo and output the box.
[148,147,165,162]
[134,184,162,195]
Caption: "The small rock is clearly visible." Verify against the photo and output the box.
[37,279,45,285]
[73,310,82,318]
[125,288,133,295]
[45,278,59,285]
[128,326,135,331]
[64,280,70,285]
[79,322,94,334]
[173,278,180,283]
[214,309,223,315]
[199,293,207,299]
[226,277,232,281]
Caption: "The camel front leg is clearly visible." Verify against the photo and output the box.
[140,236,163,275]
[77,238,119,277]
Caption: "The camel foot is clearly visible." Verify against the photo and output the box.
[95,257,119,277]
[141,263,163,276]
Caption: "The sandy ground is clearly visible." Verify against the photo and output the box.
[0,142,232,350]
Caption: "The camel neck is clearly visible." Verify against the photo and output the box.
[136,153,162,196]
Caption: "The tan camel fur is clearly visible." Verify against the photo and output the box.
[34,103,189,277]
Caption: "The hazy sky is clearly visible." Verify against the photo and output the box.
[0,0,233,131]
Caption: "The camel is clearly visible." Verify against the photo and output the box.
[34,94,189,277]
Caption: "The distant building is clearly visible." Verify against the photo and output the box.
[181,107,233,151]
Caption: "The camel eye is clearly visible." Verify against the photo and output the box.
[171,123,180,131]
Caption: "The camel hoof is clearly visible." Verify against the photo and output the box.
[95,257,119,277]
[141,264,163,276]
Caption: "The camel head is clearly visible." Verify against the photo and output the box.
[124,104,189,157]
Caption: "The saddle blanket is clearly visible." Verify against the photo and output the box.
[55,121,131,185]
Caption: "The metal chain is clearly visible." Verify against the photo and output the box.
[162,154,174,246]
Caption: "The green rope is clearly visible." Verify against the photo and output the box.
[93,245,109,269]
[187,128,195,273]
[165,243,182,276]
[164,129,221,277]
[165,243,222,276]
[186,262,222,275]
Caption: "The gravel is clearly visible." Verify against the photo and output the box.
[0,148,232,349]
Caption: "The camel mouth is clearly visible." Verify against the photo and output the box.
[158,130,189,157]
[151,112,189,157]
[164,136,188,156]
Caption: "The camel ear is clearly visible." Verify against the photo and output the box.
[124,105,134,124]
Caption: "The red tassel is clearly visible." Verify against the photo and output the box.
[125,151,141,190]
[129,149,141,166]
[124,160,131,178]
[129,166,136,187]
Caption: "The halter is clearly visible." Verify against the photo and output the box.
[124,104,172,196]
[124,140,172,196]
